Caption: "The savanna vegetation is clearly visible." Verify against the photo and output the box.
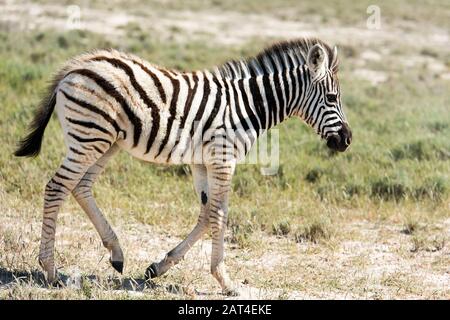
[0,0,449,299]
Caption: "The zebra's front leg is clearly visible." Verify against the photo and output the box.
[208,162,237,296]
[146,164,209,279]
[72,144,124,273]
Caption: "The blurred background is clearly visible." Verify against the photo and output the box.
[0,0,449,299]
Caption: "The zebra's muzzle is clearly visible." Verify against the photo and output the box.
[326,123,352,152]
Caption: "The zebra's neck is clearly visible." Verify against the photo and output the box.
[212,38,337,138]
[219,64,310,135]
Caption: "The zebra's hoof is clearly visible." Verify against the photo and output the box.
[145,263,158,280]
[223,287,239,297]
[111,260,123,274]
[43,270,63,287]
[51,277,65,288]
[39,258,57,285]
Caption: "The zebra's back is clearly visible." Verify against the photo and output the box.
[55,49,227,165]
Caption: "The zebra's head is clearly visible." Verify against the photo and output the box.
[300,43,352,152]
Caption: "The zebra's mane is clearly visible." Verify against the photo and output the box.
[216,38,336,80]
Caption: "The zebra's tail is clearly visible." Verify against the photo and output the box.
[14,73,64,157]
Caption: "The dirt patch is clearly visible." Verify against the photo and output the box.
[2,1,449,49]
[1,201,448,299]
[353,69,388,85]
[1,0,449,84]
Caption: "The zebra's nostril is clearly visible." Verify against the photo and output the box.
[345,137,351,146]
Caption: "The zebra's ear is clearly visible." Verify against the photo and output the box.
[331,46,339,73]
[307,44,328,80]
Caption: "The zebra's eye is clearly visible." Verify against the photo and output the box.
[326,94,337,103]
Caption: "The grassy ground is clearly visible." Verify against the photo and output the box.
[0,0,449,299]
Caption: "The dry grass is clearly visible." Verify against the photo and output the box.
[0,0,449,299]
[1,190,449,299]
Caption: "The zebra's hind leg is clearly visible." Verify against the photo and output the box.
[146,164,210,280]
[72,144,124,273]
[39,154,103,284]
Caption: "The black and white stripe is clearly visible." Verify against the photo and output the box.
[15,38,350,293]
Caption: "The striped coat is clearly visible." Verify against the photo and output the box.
[15,37,352,295]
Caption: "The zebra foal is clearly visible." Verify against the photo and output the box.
[15,37,352,295]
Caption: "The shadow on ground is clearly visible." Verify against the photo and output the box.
[0,267,186,294]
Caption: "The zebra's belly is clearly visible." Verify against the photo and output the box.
[115,133,204,165]
[116,131,242,166]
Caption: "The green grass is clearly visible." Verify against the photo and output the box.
[1,26,449,240]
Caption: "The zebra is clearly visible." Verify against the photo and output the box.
[14,37,352,295]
